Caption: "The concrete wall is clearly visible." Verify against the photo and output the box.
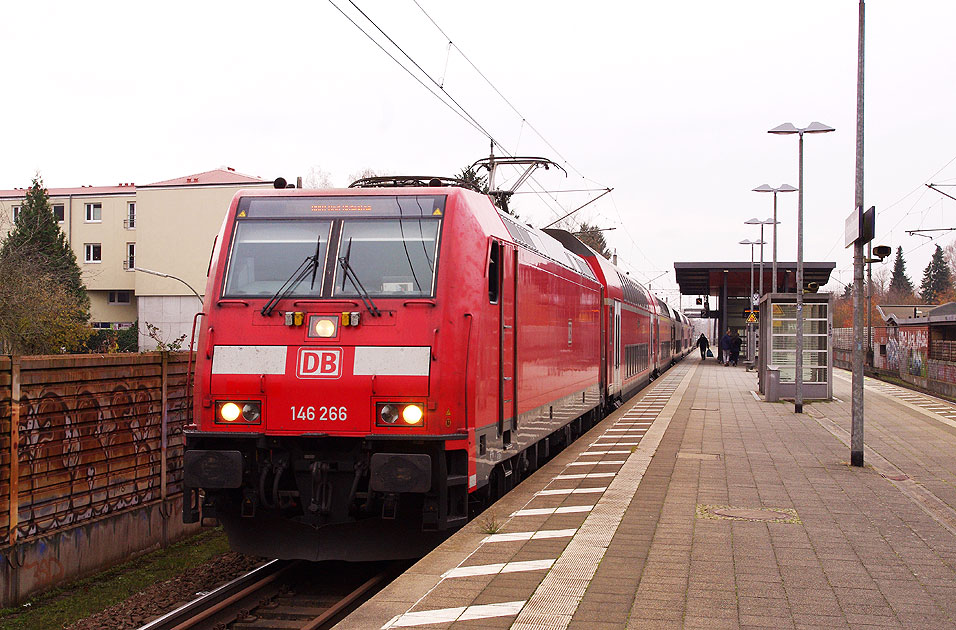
[137,296,203,351]
[0,352,199,606]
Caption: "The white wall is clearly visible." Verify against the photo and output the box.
[137,295,203,351]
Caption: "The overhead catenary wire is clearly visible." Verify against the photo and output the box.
[326,0,569,221]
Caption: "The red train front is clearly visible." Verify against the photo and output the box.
[183,184,609,560]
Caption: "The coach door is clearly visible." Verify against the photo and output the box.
[612,300,622,392]
[498,243,517,443]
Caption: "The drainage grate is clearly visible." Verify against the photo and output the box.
[697,504,800,524]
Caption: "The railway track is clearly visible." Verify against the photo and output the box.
[138,559,402,630]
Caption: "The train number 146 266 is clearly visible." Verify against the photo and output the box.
[291,406,348,421]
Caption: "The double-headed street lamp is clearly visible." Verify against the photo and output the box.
[752,184,797,293]
[769,122,835,414]
[739,238,766,363]
[744,217,778,301]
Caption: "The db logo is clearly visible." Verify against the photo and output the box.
[296,348,343,379]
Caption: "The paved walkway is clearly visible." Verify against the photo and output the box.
[337,358,956,629]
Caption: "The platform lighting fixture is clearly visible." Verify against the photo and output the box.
[744,218,778,303]
[768,121,835,414]
[752,184,797,293]
[739,239,766,363]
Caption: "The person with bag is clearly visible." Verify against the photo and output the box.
[696,333,709,360]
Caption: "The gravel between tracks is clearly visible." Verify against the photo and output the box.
[64,552,262,630]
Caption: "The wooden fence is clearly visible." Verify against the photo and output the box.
[1,352,190,549]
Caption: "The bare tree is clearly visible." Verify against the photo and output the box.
[303,166,334,189]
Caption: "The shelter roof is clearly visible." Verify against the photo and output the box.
[876,304,937,323]
[673,261,835,296]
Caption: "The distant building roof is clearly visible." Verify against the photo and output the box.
[0,167,268,199]
[142,167,267,188]
[0,183,137,199]
[876,304,938,323]
[928,302,956,323]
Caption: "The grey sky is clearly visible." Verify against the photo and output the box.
[3,1,954,305]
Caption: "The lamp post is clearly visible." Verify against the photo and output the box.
[752,184,797,293]
[739,239,765,363]
[744,217,778,300]
[769,121,835,414]
[134,267,203,304]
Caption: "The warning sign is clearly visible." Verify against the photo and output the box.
[746,311,758,324]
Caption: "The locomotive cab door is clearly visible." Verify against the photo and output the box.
[495,241,517,443]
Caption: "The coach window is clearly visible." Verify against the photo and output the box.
[488,241,500,303]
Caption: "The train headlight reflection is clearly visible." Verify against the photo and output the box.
[378,404,400,425]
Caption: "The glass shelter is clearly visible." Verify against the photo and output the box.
[758,292,833,401]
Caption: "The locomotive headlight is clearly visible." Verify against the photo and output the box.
[241,403,261,423]
[308,315,338,338]
[219,402,241,422]
[378,404,400,425]
[216,401,262,424]
[402,404,424,425]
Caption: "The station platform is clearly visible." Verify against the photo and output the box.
[335,357,956,630]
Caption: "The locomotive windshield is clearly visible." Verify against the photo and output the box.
[221,195,444,299]
[335,220,439,297]
[223,221,332,297]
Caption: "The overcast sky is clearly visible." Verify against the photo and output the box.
[3,1,955,306]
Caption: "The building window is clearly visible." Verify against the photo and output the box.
[126,202,135,229]
[108,291,131,304]
[85,243,102,263]
[12,205,21,222]
[52,204,65,222]
[85,202,102,222]
[125,243,135,270]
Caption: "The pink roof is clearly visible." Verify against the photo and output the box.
[143,168,267,187]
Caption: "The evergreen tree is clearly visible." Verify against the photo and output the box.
[0,175,90,353]
[919,244,953,303]
[575,222,612,259]
[887,246,914,302]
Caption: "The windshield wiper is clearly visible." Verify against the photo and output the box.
[338,239,382,317]
[261,233,324,317]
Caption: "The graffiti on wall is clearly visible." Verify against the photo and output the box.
[4,358,189,544]
[898,327,929,377]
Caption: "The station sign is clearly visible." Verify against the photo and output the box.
[845,205,875,248]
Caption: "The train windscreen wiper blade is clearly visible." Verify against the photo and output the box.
[261,233,324,317]
[338,239,381,317]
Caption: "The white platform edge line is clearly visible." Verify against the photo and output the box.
[511,364,697,630]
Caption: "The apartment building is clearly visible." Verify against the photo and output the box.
[0,168,271,350]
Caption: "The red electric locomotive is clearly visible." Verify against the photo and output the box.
[183,178,684,560]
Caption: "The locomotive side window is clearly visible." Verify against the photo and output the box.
[223,221,332,297]
[333,219,440,297]
[488,241,500,303]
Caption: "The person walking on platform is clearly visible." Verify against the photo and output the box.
[719,329,732,366]
[730,330,742,367]
[696,333,709,360]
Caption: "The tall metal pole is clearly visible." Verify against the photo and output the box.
[851,0,866,467]
[759,225,765,298]
[750,245,755,362]
[867,240,873,366]
[795,131,805,414]
[772,193,778,294]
